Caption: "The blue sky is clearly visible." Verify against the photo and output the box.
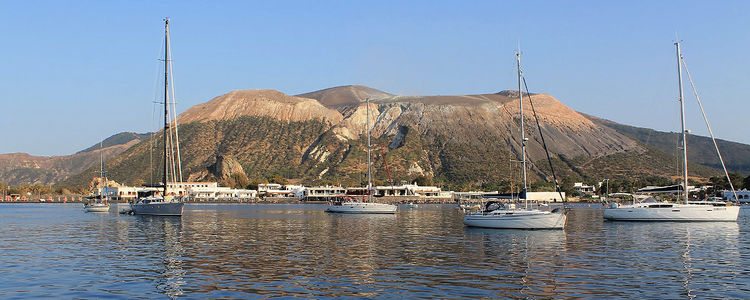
[0,0,748,155]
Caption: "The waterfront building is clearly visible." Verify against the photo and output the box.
[723,189,750,203]
[304,185,347,201]
[573,182,596,194]
[373,183,448,198]
[258,183,301,198]
[99,181,257,202]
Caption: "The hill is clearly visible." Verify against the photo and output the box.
[585,114,750,175]
[8,85,744,191]
[0,132,148,186]
[62,86,704,192]
[76,132,151,154]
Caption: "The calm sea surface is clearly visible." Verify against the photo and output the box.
[0,203,748,299]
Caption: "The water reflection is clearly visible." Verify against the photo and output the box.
[0,204,748,298]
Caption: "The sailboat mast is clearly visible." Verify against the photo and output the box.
[163,18,170,199]
[100,140,106,202]
[676,42,688,204]
[516,52,528,209]
[366,98,372,202]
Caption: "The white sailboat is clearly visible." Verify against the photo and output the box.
[84,140,111,213]
[463,51,567,230]
[131,18,185,216]
[326,98,397,214]
[603,42,739,222]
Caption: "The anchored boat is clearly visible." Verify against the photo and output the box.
[326,98,397,214]
[131,18,185,216]
[463,51,566,230]
[603,42,739,222]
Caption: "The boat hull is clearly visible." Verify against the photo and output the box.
[84,204,110,213]
[325,202,397,214]
[463,211,566,229]
[603,205,739,221]
[131,202,184,216]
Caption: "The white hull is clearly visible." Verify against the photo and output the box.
[132,201,184,216]
[326,202,397,214]
[603,203,739,221]
[84,204,110,213]
[463,210,566,229]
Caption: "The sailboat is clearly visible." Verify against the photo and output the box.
[84,140,111,213]
[463,51,567,229]
[131,18,185,216]
[326,98,398,214]
[603,42,740,221]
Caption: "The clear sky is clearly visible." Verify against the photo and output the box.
[0,0,748,156]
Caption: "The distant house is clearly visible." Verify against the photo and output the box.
[573,182,596,194]
[99,181,257,201]
[723,189,750,203]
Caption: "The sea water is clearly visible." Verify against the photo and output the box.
[0,203,748,298]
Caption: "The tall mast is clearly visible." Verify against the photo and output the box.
[516,51,528,209]
[366,98,372,202]
[676,41,688,204]
[100,139,106,202]
[163,18,170,198]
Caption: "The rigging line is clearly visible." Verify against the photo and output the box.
[150,98,158,185]
[167,42,183,182]
[167,121,177,186]
[680,57,739,201]
[149,35,165,187]
[521,76,567,206]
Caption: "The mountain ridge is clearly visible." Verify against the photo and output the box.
[3,85,746,191]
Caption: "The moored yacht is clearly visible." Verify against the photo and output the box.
[84,200,110,213]
[326,196,398,214]
[462,51,567,230]
[603,200,738,221]
[84,139,111,213]
[131,18,185,216]
[325,98,397,214]
[603,42,739,222]
[463,202,566,229]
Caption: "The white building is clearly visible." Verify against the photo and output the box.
[99,181,257,202]
[573,182,596,194]
[304,185,347,200]
[258,183,301,198]
[723,189,750,203]
[525,191,566,202]
[373,183,446,198]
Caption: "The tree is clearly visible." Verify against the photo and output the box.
[266,174,288,185]
[710,173,744,190]
[560,177,576,196]
[246,181,259,191]
[728,172,744,190]
[745,176,750,191]
[224,173,250,189]
[411,175,433,186]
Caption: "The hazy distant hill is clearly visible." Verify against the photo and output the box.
[76,132,152,154]
[585,114,750,175]
[0,132,148,186]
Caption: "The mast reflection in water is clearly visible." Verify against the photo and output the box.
[0,203,747,298]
